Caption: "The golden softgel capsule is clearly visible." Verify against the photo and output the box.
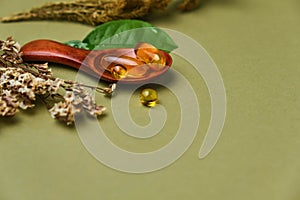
[110,65,127,79]
[140,88,158,107]
[102,55,148,79]
[135,43,166,70]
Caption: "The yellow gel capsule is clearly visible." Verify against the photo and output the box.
[140,88,158,107]
[135,43,166,70]
[110,65,127,79]
[102,55,148,79]
[127,65,149,78]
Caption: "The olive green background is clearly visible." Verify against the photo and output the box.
[1,0,300,199]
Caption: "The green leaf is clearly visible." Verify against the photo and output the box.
[82,19,178,53]
[65,40,89,50]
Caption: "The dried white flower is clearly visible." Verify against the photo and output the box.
[0,37,115,125]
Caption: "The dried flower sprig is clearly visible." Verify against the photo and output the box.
[0,0,202,26]
[0,37,116,125]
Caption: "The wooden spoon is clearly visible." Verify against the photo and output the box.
[20,40,173,83]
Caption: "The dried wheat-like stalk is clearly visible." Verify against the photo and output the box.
[0,0,201,26]
[179,0,202,11]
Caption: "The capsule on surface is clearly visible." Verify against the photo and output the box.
[140,88,158,107]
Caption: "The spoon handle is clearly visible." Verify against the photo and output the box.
[20,39,91,70]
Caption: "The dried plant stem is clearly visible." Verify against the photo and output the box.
[0,0,202,26]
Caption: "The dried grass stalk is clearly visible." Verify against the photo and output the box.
[179,0,202,11]
[1,0,202,26]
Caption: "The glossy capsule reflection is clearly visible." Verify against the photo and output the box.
[135,43,166,71]
[110,65,127,79]
[101,55,149,79]
[140,88,158,107]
